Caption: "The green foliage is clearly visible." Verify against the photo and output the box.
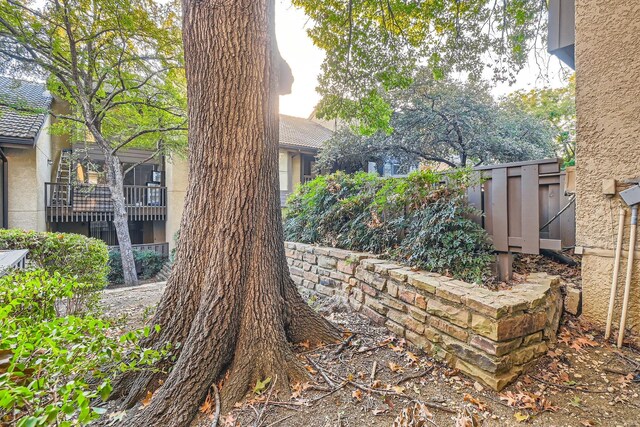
[0,0,187,155]
[0,229,109,290]
[292,0,548,132]
[284,170,494,283]
[108,250,166,284]
[503,75,575,163]
[0,270,170,426]
[319,74,556,171]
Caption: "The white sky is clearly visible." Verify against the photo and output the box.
[275,0,570,118]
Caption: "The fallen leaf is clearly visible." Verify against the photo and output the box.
[141,391,153,407]
[388,362,404,373]
[392,385,405,394]
[352,389,363,401]
[514,412,530,422]
[405,351,419,365]
[200,392,213,414]
[253,377,271,394]
[463,393,487,411]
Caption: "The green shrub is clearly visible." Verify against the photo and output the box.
[0,229,109,289]
[108,250,166,284]
[0,270,170,426]
[284,170,494,283]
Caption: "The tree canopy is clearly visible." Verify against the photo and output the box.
[0,0,187,158]
[503,75,575,163]
[292,0,548,133]
[0,0,188,286]
[318,74,555,172]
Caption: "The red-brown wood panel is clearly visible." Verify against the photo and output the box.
[491,168,509,252]
[521,164,540,254]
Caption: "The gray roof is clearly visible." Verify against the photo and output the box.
[279,114,333,151]
[0,76,52,146]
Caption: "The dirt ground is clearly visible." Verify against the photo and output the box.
[101,281,640,427]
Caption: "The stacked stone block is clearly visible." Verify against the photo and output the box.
[285,242,562,391]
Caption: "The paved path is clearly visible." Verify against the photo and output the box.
[101,281,166,327]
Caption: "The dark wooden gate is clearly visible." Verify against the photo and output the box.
[467,158,576,278]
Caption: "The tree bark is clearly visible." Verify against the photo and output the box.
[104,152,138,287]
[116,0,340,425]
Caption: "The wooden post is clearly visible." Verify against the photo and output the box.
[496,252,513,282]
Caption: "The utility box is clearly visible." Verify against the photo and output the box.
[620,185,640,206]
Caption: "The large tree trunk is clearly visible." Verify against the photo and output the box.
[104,152,138,287]
[116,0,339,425]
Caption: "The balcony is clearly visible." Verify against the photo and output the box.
[45,183,167,223]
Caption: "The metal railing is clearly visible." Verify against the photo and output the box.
[45,182,167,222]
[0,249,28,276]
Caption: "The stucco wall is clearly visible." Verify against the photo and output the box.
[6,115,52,231]
[165,155,188,251]
[575,1,640,338]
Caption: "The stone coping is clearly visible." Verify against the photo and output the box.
[285,242,562,391]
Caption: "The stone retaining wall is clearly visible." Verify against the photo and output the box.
[285,242,562,391]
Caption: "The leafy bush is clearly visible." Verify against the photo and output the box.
[0,270,170,426]
[0,229,109,289]
[284,170,494,283]
[108,250,166,284]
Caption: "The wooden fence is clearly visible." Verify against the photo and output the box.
[467,158,576,278]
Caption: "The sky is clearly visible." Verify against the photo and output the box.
[275,0,570,119]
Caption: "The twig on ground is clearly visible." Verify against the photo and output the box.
[370,361,378,383]
[603,367,631,376]
[309,381,348,404]
[334,333,356,355]
[299,342,342,355]
[616,352,640,370]
[254,375,277,427]
[529,375,609,393]
[265,414,294,427]
[210,385,221,427]
[410,399,457,415]
[396,367,434,385]
[306,355,337,388]
[357,343,389,353]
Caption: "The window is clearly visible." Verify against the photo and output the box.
[279,152,289,191]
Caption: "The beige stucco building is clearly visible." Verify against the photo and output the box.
[551,0,640,340]
[572,1,640,339]
[0,77,332,255]
[165,114,333,250]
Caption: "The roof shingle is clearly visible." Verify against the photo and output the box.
[279,114,333,151]
[0,76,52,145]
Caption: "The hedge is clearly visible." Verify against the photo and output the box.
[283,170,494,283]
[0,229,109,289]
[108,249,166,284]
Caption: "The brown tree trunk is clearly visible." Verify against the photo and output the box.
[104,153,138,287]
[116,0,339,425]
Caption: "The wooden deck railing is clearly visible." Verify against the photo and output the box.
[45,183,167,223]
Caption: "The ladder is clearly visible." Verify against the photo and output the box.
[51,149,73,206]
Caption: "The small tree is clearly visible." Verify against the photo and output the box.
[319,75,555,171]
[0,0,187,286]
[292,0,549,132]
[504,75,576,164]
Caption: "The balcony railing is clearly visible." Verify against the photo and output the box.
[45,183,167,223]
